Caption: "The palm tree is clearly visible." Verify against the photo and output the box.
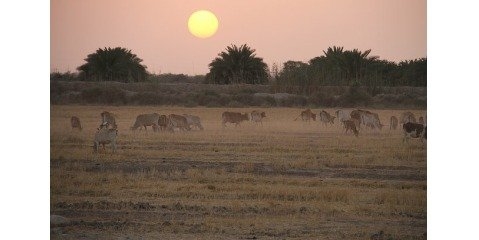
[77,47,148,82]
[206,44,269,84]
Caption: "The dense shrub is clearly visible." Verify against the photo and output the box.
[278,96,308,107]
[81,87,127,105]
[50,81,426,109]
[130,92,164,105]
[337,85,372,107]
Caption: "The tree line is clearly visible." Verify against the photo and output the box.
[273,46,426,94]
[51,45,426,88]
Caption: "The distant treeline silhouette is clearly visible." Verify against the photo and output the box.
[51,45,426,89]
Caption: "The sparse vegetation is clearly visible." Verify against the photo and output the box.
[51,106,426,239]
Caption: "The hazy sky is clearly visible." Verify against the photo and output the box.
[51,0,426,75]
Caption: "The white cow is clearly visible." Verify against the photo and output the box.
[335,109,352,127]
[93,126,118,153]
[251,110,266,126]
[182,114,204,130]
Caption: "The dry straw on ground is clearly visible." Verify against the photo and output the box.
[51,106,426,239]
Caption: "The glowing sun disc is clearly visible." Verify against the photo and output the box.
[188,10,218,38]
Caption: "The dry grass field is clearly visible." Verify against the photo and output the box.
[51,105,426,239]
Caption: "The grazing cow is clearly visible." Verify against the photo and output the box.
[319,110,336,126]
[390,116,398,130]
[402,122,426,142]
[222,111,249,127]
[335,109,352,127]
[294,109,316,122]
[400,112,416,124]
[100,111,117,129]
[362,111,383,130]
[351,109,382,130]
[183,114,204,130]
[350,110,362,127]
[250,110,266,125]
[130,113,160,131]
[167,114,191,132]
[93,127,118,153]
[158,115,169,131]
[418,116,425,125]
[343,119,359,137]
[70,116,82,131]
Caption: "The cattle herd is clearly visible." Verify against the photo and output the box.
[70,109,426,153]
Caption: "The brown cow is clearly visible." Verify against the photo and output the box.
[158,115,169,131]
[343,119,359,137]
[418,116,425,125]
[294,109,316,122]
[100,111,117,129]
[350,110,362,129]
[319,110,335,126]
[390,116,398,130]
[70,116,82,131]
[222,111,249,127]
[400,111,416,124]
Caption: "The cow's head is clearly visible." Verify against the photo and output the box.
[311,113,316,121]
[261,112,266,118]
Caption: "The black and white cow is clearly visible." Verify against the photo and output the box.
[402,122,426,142]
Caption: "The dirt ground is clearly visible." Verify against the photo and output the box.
[51,106,427,239]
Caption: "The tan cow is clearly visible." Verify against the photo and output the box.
[319,110,335,126]
[362,111,383,130]
[222,111,249,127]
[100,111,117,129]
[294,109,316,122]
[167,114,191,132]
[130,113,160,131]
[70,116,82,131]
[251,110,266,125]
[390,116,398,130]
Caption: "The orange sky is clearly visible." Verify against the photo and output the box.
[50,0,426,75]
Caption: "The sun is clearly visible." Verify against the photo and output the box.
[188,10,218,39]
